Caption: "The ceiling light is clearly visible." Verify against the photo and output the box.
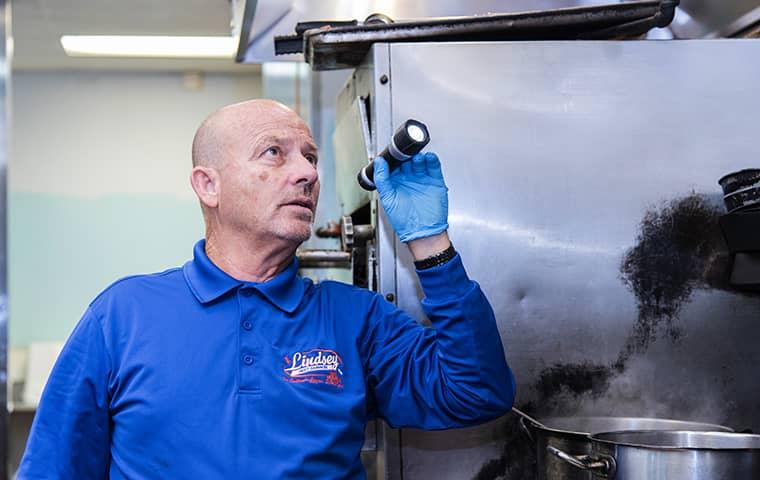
[60,36,235,59]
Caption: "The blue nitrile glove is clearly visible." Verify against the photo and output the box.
[373,151,449,243]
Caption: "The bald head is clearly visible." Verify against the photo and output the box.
[191,99,310,168]
[189,98,320,243]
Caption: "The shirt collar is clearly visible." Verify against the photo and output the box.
[183,239,305,313]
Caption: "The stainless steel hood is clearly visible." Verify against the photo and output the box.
[232,0,632,63]
[231,0,760,64]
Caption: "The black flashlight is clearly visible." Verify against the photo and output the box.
[357,119,430,191]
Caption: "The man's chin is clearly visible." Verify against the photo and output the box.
[293,229,312,243]
[278,225,313,244]
[269,215,315,244]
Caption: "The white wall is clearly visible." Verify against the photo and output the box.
[9,70,263,347]
[12,70,262,198]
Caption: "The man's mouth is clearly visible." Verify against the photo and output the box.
[283,197,315,212]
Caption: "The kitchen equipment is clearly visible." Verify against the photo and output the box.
[330,39,760,479]
[723,188,760,213]
[522,416,733,480]
[717,168,760,289]
[238,0,671,63]
[719,169,760,213]
[719,169,760,196]
[549,430,760,478]
[293,1,678,70]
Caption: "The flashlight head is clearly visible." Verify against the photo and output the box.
[391,119,430,160]
[407,124,425,142]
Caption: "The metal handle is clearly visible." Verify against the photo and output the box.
[547,446,616,478]
[511,407,541,442]
[511,407,545,429]
[517,417,535,442]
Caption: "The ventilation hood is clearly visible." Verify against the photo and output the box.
[231,0,632,63]
[231,0,760,64]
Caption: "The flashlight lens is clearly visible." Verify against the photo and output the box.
[407,124,425,142]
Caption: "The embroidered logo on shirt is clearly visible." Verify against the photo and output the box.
[283,348,344,388]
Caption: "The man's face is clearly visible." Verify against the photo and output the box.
[217,107,320,245]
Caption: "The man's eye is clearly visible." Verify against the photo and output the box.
[264,146,280,157]
[306,154,318,165]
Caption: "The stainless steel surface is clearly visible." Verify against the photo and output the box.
[594,430,760,448]
[530,417,733,480]
[542,417,734,434]
[235,0,631,63]
[335,40,760,479]
[551,431,760,478]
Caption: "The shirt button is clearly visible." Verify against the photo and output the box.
[241,289,253,297]
[242,321,253,331]
[242,354,254,365]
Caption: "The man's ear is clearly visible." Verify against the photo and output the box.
[190,166,220,209]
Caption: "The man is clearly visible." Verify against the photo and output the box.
[18,99,515,479]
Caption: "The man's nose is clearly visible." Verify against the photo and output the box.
[291,153,318,186]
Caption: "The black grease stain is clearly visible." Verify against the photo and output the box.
[617,194,733,368]
[472,410,536,480]
[478,194,752,479]
[525,196,732,413]
[471,365,615,479]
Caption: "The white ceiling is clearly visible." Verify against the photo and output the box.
[11,0,260,72]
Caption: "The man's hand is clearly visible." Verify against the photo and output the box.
[374,152,449,244]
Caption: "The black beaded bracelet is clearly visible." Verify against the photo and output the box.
[414,244,457,270]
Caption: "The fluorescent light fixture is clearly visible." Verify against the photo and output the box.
[60,35,235,59]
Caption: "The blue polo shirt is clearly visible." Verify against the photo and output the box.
[18,240,515,479]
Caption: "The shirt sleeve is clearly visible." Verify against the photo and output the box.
[17,307,112,479]
[360,253,516,429]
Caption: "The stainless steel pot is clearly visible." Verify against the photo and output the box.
[521,416,733,480]
[549,430,760,479]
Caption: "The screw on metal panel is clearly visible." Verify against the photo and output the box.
[385,293,395,302]
[379,74,389,85]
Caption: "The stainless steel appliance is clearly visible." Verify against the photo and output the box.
[231,0,645,63]
[331,39,760,479]
[523,416,733,480]
[550,431,760,478]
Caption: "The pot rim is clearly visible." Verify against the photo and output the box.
[522,416,733,437]
[589,430,760,452]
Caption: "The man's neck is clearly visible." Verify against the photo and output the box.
[204,229,296,283]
